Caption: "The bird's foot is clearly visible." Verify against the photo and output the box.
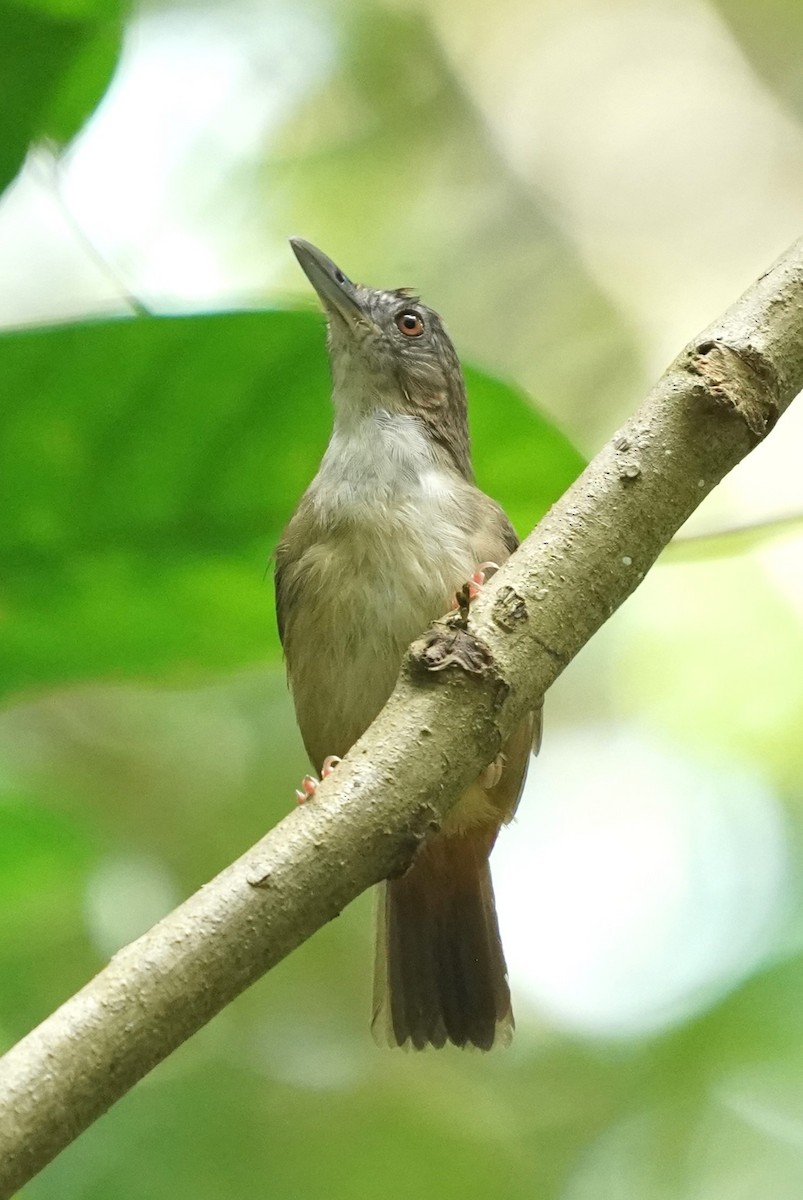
[295,755,341,804]
[450,562,499,611]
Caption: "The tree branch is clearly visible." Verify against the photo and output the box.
[2,240,802,1197]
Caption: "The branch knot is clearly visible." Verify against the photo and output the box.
[409,623,494,676]
[691,339,780,440]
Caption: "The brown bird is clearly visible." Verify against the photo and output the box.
[275,239,538,1050]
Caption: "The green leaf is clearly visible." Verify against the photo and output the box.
[0,311,583,699]
[0,792,93,902]
[0,791,98,1032]
[0,0,125,195]
[11,0,119,16]
[466,365,585,538]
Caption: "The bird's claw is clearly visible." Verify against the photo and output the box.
[295,755,342,804]
[450,562,499,610]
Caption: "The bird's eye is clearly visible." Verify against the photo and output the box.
[333,268,345,284]
[396,310,424,337]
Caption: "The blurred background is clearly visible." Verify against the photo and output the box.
[1,0,803,1196]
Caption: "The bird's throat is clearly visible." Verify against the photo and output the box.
[312,409,447,520]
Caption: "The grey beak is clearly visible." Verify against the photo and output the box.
[290,238,365,328]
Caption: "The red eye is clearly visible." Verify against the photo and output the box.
[396,310,424,337]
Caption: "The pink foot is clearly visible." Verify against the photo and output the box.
[295,754,341,804]
[450,562,499,610]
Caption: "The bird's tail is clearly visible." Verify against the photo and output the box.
[371,829,513,1050]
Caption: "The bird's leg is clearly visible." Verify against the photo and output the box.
[295,755,342,804]
[464,560,500,600]
[450,561,499,611]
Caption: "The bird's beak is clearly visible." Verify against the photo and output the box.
[290,238,366,329]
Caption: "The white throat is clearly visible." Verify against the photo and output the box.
[312,409,451,517]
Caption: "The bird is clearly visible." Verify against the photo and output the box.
[275,238,538,1050]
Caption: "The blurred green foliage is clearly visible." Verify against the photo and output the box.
[0,0,126,195]
[0,311,582,696]
[261,3,640,440]
[0,305,584,1199]
[2,1,803,1199]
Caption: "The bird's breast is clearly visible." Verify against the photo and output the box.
[283,424,477,768]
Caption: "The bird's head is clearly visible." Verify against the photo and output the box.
[290,238,470,474]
